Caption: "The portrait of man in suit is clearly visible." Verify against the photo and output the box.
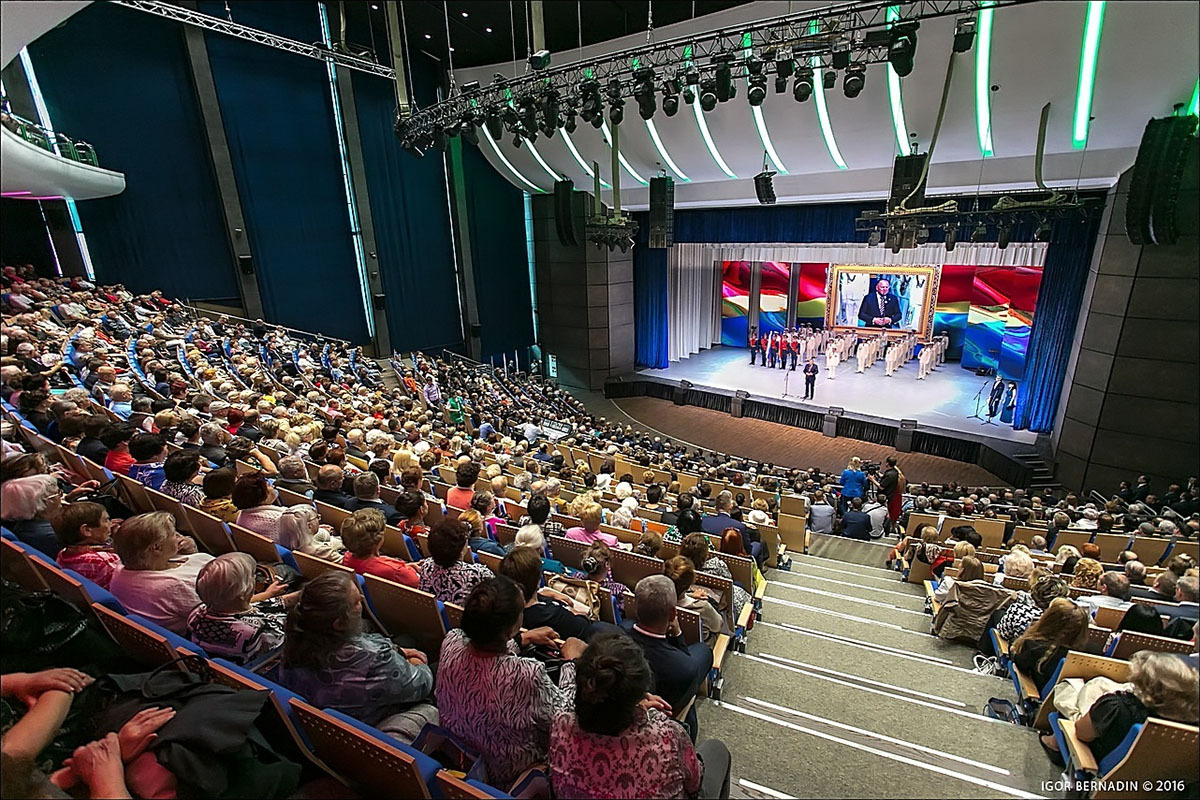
[858,278,902,328]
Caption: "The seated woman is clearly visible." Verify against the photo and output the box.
[580,541,625,618]
[232,473,285,541]
[53,501,121,589]
[457,508,507,557]
[995,573,1070,643]
[680,532,750,625]
[108,511,215,634]
[565,503,619,548]
[511,525,567,574]
[718,527,766,595]
[635,530,663,558]
[1070,558,1104,591]
[1011,598,1090,694]
[436,577,585,790]
[340,508,418,587]
[929,540,974,581]
[186,552,296,664]
[159,449,205,507]
[418,519,494,605]
[199,468,241,524]
[663,555,724,645]
[933,555,986,606]
[1,474,64,558]
[994,547,1035,585]
[1040,650,1198,764]
[277,504,344,562]
[499,546,605,641]
[550,632,731,800]
[277,572,436,743]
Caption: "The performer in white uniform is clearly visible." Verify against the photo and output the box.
[841,272,869,326]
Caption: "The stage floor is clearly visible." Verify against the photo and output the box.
[635,346,1037,446]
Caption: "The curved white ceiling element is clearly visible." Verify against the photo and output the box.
[1,127,126,199]
[1,1,90,69]
[455,0,1199,209]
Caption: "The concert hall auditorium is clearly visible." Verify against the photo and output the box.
[3,1,1199,798]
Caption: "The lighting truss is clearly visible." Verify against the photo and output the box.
[397,0,1029,151]
[113,0,395,78]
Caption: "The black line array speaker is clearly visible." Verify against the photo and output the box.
[731,389,749,418]
[895,418,918,452]
[1125,114,1197,246]
[238,255,254,275]
[649,176,674,248]
[673,379,692,406]
[753,170,776,205]
[554,180,579,247]
[889,153,928,211]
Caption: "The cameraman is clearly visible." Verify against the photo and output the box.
[869,456,904,535]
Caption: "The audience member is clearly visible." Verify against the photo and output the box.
[418,519,493,604]
[340,508,418,587]
[108,511,214,634]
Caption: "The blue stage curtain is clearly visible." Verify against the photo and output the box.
[200,0,368,344]
[1013,214,1102,432]
[634,247,668,368]
[350,72,463,353]
[27,3,239,302]
[460,143,535,360]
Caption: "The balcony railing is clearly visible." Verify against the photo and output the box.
[1,109,99,167]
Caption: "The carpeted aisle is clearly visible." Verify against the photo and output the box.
[700,553,1059,799]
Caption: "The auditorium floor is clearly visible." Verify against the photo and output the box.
[707,553,1059,799]
[593,394,1006,487]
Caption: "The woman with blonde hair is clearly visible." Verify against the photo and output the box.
[564,503,619,548]
[1054,544,1081,567]
[933,554,985,605]
[1040,650,1199,763]
[1070,558,1104,591]
[1012,598,1089,693]
[838,456,868,515]
[995,548,1035,585]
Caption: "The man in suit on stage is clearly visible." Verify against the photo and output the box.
[803,360,818,399]
[857,278,902,328]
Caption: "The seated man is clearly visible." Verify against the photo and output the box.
[345,471,403,525]
[862,492,889,539]
[1078,572,1132,617]
[1129,570,1178,603]
[840,497,873,541]
[623,575,713,742]
[313,464,355,508]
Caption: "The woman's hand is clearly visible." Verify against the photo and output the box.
[64,734,131,799]
[559,637,587,661]
[520,627,560,649]
[638,693,672,714]
[399,648,428,666]
[2,669,93,706]
[64,480,101,501]
[688,588,708,601]
[117,707,176,762]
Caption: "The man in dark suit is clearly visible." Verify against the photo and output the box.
[857,278,902,328]
[622,575,712,741]
[840,497,874,540]
[313,464,355,509]
[803,361,819,400]
[701,491,763,566]
[344,471,403,524]
[1129,570,1178,603]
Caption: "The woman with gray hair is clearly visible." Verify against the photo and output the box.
[0,473,64,557]
[108,511,215,634]
[277,504,344,562]
[186,552,296,663]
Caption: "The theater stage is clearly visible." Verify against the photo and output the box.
[629,346,1037,447]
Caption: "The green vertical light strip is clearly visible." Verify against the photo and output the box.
[1186,78,1199,118]
[743,31,787,173]
[644,120,690,181]
[975,2,995,157]
[692,97,738,177]
[561,131,611,188]
[1072,1,1106,149]
[481,126,545,192]
[600,121,648,185]
[885,6,911,156]
[523,192,538,342]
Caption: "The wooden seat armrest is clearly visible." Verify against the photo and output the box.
[1057,718,1099,774]
[1014,667,1041,703]
[711,634,731,672]
[674,694,697,723]
[995,636,1011,656]
[736,603,754,631]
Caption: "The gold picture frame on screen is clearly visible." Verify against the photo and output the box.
[824,265,941,339]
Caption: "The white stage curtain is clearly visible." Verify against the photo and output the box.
[666,242,1049,363]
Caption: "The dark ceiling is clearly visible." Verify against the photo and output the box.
[340,1,751,73]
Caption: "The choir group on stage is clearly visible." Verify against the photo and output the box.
[745,324,950,386]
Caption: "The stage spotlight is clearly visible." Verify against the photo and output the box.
[580,79,602,125]
[633,67,657,120]
[792,67,814,102]
[748,75,767,106]
[971,223,988,242]
[714,53,736,102]
[888,23,918,78]
[684,68,700,87]
[775,54,795,81]
[564,110,577,133]
[915,226,930,245]
[832,47,851,70]
[683,85,696,105]
[775,74,789,94]
[608,98,625,125]
[539,89,560,137]
[843,66,865,98]
[699,78,718,111]
[485,110,503,140]
[661,78,681,116]
[1035,220,1053,242]
[944,225,958,252]
[997,223,1012,249]
[512,132,523,149]
[953,17,977,53]
[867,229,881,247]
[823,69,837,90]
[518,96,538,131]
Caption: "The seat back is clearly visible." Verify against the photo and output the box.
[906,558,934,585]
[548,536,587,569]
[80,456,115,487]
[92,604,192,666]
[277,487,313,507]
[776,513,807,554]
[1093,605,1127,631]
[289,699,435,800]
[1094,718,1200,798]
[315,501,352,531]
[1109,631,1194,661]
[381,525,414,561]
[1093,534,1133,563]
[117,474,154,513]
[144,487,193,534]
[27,557,123,615]
[436,770,511,799]
[182,506,234,554]
[0,537,50,591]
[229,524,286,564]
[291,549,354,580]
[361,574,447,657]
[676,605,703,646]
[1053,530,1093,554]
[972,518,1007,550]
[609,548,663,592]
[1033,651,1131,730]
[1168,539,1199,563]
[1130,536,1172,566]
[906,512,940,537]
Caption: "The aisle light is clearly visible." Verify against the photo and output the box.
[975,2,995,157]
[692,96,738,178]
[644,119,690,181]
[562,130,611,188]
[885,6,911,156]
[1072,1,1106,149]
[600,122,649,185]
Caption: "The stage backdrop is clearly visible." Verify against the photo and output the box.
[717,251,1047,380]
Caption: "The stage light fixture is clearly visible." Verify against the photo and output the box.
[823,69,837,90]
[461,120,479,146]
[887,226,902,253]
[580,79,602,126]
[953,16,977,53]
[944,225,958,252]
[868,229,881,247]
[1035,220,1053,241]
[699,78,718,112]
[608,96,625,125]
[832,47,851,70]
[539,89,560,136]
[518,96,538,132]
[460,80,480,94]
[843,65,865,98]
[793,67,814,102]
[485,110,504,140]
[775,74,789,94]
[684,68,700,87]
[633,67,657,120]
[661,79,681,117]
[512,133,523,149]
[888,23,918,78]
[564,110,577,133]
[714,54,736,102]
[971,223,988,242]
[997,223,1012,249]
[915,226,930,245]
[683,85,696,105]
[748,75,768,106]
[528,49,551,71]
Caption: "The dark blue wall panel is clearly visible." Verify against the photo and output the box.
[201,0,368,343]
[27,3,239,302]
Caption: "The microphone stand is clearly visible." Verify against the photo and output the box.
[969,378,989,421]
